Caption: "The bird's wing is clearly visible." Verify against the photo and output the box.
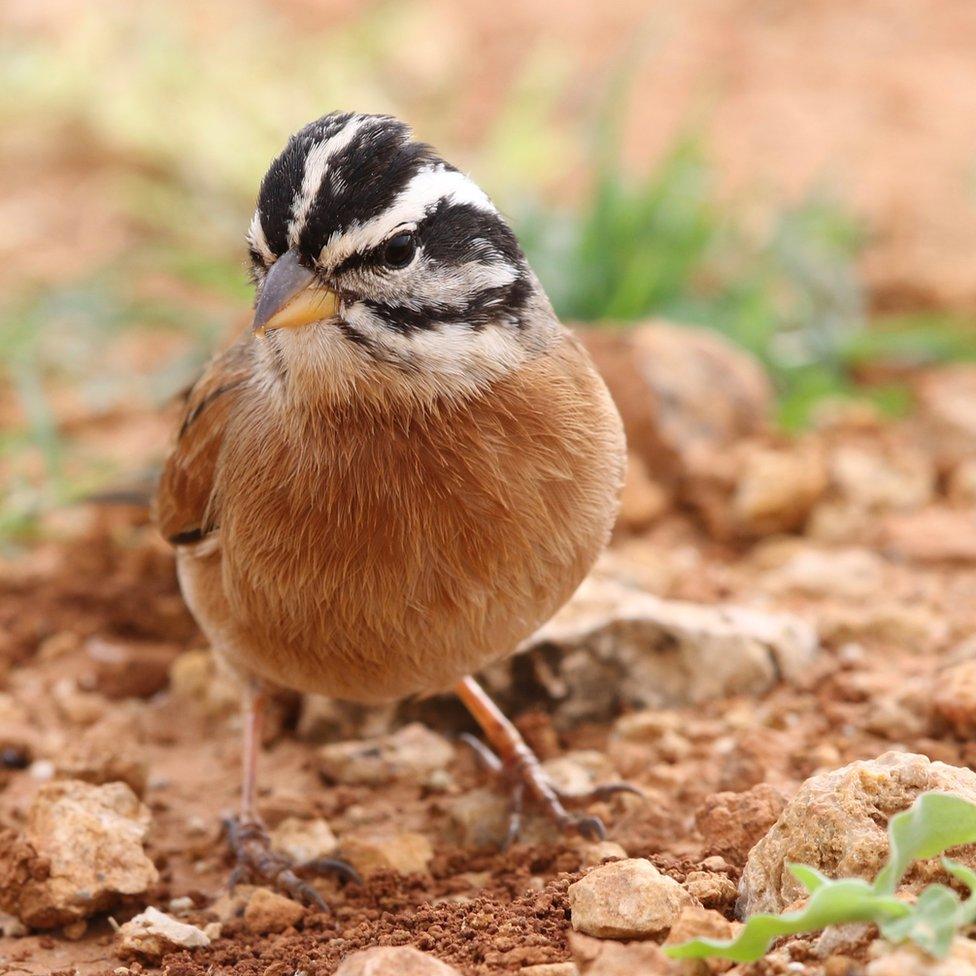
[154,339,254,546]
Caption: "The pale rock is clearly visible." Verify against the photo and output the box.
[243,887,305,934]
[115,906,211,961]
[85,638,175,700]
[730,442,829,536]
[0,780,158,928]
[335,945,462,975]
[270,816,338,864]
[738,751,976,915]
[318,723,454,787]
[829,442,935,512]
[568,858,696,939]
[169,649,239,716]
[761,547,884,599]
[541,751,619,798]
[340,830,433,876]
[54,709,149,796]
[682,871,738,911]
[820,602,949,652]
[51,678,108,726]
[526,568,818,720]
[948,458,976,506]
[866,936,976,975]
[574,840,628,867]
[568,931,672,975]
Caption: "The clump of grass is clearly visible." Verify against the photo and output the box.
[666,791,976,962]
[517,134,871,429]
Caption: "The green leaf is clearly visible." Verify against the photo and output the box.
[943,857,976,925]
[874,793,976,895]
[664,876,908,963]
[880,885,960,959]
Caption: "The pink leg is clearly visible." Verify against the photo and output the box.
[240,680,265,823]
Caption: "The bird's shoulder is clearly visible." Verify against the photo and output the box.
[154,336,256,546]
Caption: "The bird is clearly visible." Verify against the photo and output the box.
[154,111,634,904]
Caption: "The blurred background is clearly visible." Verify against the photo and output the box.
[3,0,976,547]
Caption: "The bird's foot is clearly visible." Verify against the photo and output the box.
[224,816,360,910]
[460,733,642,848]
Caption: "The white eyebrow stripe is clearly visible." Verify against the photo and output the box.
[247,210,275,265]
[322,165,498,265]
[287,116,370,248]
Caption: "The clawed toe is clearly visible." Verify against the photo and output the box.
[224,816,358,909]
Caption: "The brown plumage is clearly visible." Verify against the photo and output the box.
[154,112,631,901]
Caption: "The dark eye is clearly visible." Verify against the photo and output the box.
[383,232,416,269]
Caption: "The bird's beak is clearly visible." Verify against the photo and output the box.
[252,249,339,336]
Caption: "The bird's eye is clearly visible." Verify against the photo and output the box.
[383,232,416,269]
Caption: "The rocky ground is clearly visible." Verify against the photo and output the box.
[4,323,976,975]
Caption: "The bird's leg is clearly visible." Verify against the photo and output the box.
[224,680,359,909]
[455,676,641,846]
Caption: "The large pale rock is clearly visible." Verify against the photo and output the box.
[568,858,696,939]
[270,816,338,863]
[524,567,818,721]
[340,830,433,876]
[115,906,211,961]
[738,751,976,916]
[335,945,462,975]
[318,723,454,787]
[581,323,772,487]
[0,780,157,927]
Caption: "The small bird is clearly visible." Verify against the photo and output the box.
[155,112,632,903]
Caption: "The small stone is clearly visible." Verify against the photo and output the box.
[568,931,672,975]
[761,547,884,599]
[663,903,739,947]
[0,911,28,937]
[85,638,176,700]
[62,919,87,940]
[169,650,239,716]
[574,840,628,867]
[934,660,976,737]
[683,871,738,912]
[54,711,149,796]
[881,506,976,562]
[695,783,786,866]
[318,723,454,787]
[115,906,211,961]
[0,780,158,928]
[270,817,338,863]
[340,830,433,876]
[335,945,462,975]
[738,751,976,915]
[243,888,305,935]
[568,858,696,939]
[51,678,108,726]
[616,453,669,533]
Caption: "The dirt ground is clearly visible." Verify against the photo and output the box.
[3,335,976,974]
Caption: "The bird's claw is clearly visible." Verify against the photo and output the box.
[223,816,359,910]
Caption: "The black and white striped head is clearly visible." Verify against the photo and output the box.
[246,112,552,399]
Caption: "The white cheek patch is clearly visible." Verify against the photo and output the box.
[321,165,498,267]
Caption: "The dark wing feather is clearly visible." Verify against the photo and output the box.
[154,339,254,546]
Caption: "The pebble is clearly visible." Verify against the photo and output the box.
[335,945,462,975]
[567,858,696,939]
[270,816,338,863]
[115,906,211,961]
[85,638,175,700]
[568,931,672,974]
[695,782,786,866]
[340,829,434,876]
[243,888,305,935]
[933,659,976,737]
[318,723,454,787]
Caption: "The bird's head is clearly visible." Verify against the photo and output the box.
[247,112,554,404]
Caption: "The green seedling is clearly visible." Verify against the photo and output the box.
[666,791,976,962]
